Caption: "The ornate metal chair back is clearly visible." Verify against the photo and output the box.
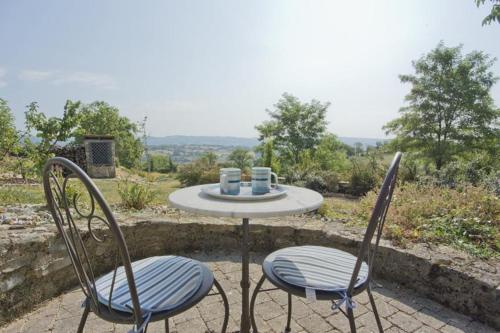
[347,152,402,295]
[42,157,143,326]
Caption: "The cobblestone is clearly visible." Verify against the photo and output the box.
[0,254,494,333]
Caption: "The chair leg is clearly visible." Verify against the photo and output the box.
[77,303,90,333]
[347,305,356,333]
[165,318,169,333]
[250,275,266,333]
[367,287,383,333]
[213,278,229,333]
[285,293,292,333]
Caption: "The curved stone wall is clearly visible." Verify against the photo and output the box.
[0,215,499,329]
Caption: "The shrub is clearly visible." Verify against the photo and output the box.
[355,183,500,258]
[177,163,204,187]
[118,180,157,210]
[304,171,339,194]
[482,171,500,196]
[349,161,380,196]
[177,153,222,187]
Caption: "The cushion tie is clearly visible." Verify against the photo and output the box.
[331,291,356,311]
[129,312,152,333]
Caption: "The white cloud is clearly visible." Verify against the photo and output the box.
[18,69,54,81]
[17,69,118,90]
[52,71,118,90]
[0,67,7,88]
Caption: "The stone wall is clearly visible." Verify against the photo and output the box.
[0,214,499,329]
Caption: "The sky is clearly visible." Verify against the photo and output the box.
[0,0,499,139]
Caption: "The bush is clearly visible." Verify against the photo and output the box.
[177,164,204,187]
[176,153,222,187]
[118,180,157,210]
[482,171,500,196]
[349,160,380,196]
[304,171,339,194]
[355,183,500,258]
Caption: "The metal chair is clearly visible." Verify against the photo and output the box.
[42,157,229,333]
[250,152,402,333]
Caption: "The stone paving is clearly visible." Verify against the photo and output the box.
[0,253,496,333]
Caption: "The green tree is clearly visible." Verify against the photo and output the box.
[256,93,329,165]
[199,151,218,168]
[262,139,281,173]
[74,101,144,168]
[228,148,254,171]
[146,154,176,173]
[475,0,500,25]
[384,42,499,170]
[314,134,350,174]
[0,98,20,158]
[25,100,81,170]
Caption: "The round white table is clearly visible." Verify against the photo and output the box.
[169,184,323,333]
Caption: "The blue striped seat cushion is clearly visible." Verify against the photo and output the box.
[95,256,203,313]
[270,246,368,292]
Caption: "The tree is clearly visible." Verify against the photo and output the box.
[475,0,500,25]
[0,98,20,158]
[228,148,254,171]
[314,134,350,174]
[262,139,281,173]
[255,93,329,165]
[74,101,144,168]
[384,42,499,170]
[199,151,218,168]
[25,100,81,170]
[146,154,176,173]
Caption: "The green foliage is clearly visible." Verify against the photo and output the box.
[356,183,499,258]
[176,152,220,186]
[74,101,144,168]
[384,42,499,170]
[256,93,329,165]
[57,178,84,209]
[261,139,281,174]
[145,154,176,173]
[349,151,386,196]
[25,100,81,171]
[314,134,350,174]
[228,148,254,171]
[118,180,157,210]
[304,171,339,194]
[475,0,500,25]
[0,99,20,158]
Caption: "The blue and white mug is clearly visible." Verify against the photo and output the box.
[220,168,241,195]
[252,167,278,194]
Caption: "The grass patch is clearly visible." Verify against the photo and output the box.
[0,185,45,205]
[318,197,360,222]
[0,174,181,208]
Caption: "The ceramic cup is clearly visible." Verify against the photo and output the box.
[220,168,241,195]
[252,167,278,194]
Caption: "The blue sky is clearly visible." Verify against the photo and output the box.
[1,0,499,138]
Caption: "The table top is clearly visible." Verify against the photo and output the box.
[168,184,324,218]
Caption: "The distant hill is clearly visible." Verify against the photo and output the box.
[147,135,387,148]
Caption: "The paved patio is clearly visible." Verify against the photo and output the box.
[0,253,495,333]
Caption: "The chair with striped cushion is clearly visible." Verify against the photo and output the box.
[250,152,402,333]
[42,157,229,333]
